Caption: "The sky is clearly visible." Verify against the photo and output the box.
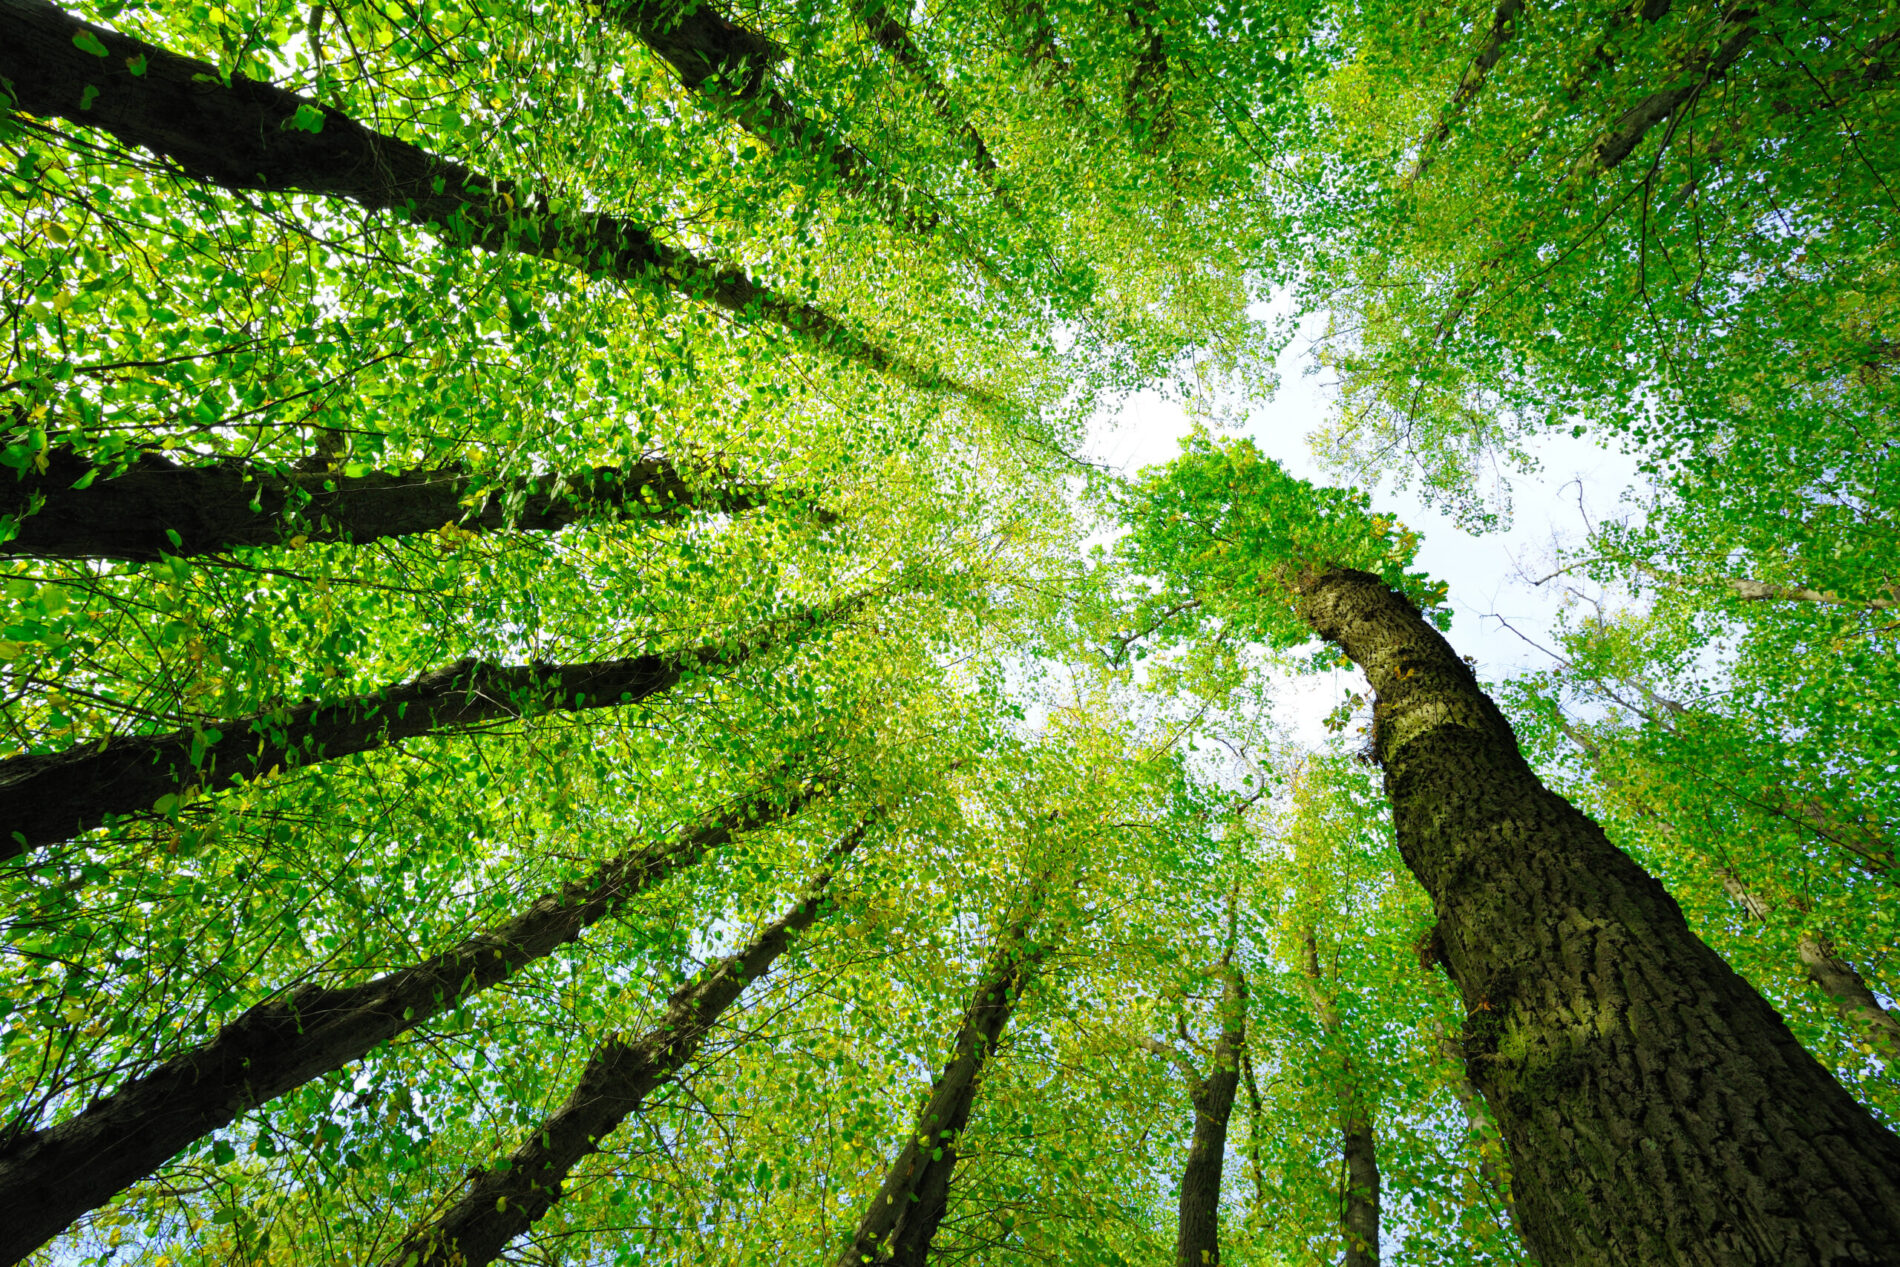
[1083,313,1648,745]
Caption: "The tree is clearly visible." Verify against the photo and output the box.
[1119,437,1900,1264]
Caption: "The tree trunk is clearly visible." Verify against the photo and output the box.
[0,778,816,1266]
[1797,933,1900,1062]
[1124,0,1175,154]
[0,0,991,405]
[1172,963,1245,1267]
[836,903,1046,1267]
[855,1,1003,181]
[390,828,860,1267]
[1405,0,1524,184]
[1300,931,1380,1267]
[601,0,935,234]
[1591,13,1756,172]
[1292,567,1900,1265]
[0,593,864,861]
[0,445,779,562]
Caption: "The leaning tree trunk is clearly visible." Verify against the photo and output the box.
[601,0,935,234]
[835,900,1047,1267]
[0,777,818,1267]
[0,592,864,861]
[1,444,782,561]
[1292,567,1900,1265]
[391,827,862,1267]
[855,0,1004,181]
[1301,931,1380,1267]
[0,0,991,405]
[1170,962,1246,1267]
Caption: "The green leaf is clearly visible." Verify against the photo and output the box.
[71,30,110,57]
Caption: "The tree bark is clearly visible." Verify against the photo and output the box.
[1124,0,1175,154]
[0,444,781,562]
[0,0,991,405]
[390,828,860,1267]
[836,904,1046,1267]
[601,0,934,233]
[0,778,816,1266]
[1300,931,1380,1267]
[1591,11,1756,172]
[1292,567,1900,1265]
[1405,0,1524,185]
[855,0,1004,181]
[0,593,864,861]
[1170,963,1246,1267]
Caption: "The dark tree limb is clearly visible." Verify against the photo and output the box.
[0,0,994,405]
[1123,0,1175,155]
[391,825,863,1266]
[1592,9,1757,171]
[1292,567,1900,1264]
[856,0,1004,180]
[835,898,1047,1267]
[1167,961,1245,1267]
[1404,0,1524,186]
[0,443,791,562]
[0,777,819,1266]
[1299,930,1379,1267]
[0,592,867,860]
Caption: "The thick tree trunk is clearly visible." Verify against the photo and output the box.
[0,0,990,405]
[0,778,815,1267]
[0,445,777,561]
[1301,932,1380,1267]
[0,593,862,861]
[1172,963,1245,1267]
[390,829,859,1267]
[836,906,1046,1267]
[1292,567,1900,1265]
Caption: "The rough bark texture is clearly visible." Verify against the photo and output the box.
[1292,567,1900,1266]
[1301,932,1380,1267]
[1171,964,1245,1267]
[837,911,1045,1267]
[0,780,813,1266]
[391,831,859,1267]
[0,0,988,403]
[0,445,777,561]
[0,594,860,860]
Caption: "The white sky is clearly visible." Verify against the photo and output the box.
[1083,313,1647,745]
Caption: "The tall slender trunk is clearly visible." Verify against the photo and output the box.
[601,0,934,234]
[1404,0,1524,185]
[1124,0,1175,154]
[1,445,780,562]
[390,828,861,1267]
[835,900,1047,1267]
[1590,9,1756,171]
[0,0,992,405]
[1710,872,1900,1063]
[1300,931,1380,1267]
[855,1,1004,181]
[1170,963,1246,1267]
[1292,567,1900,1265]
[0,592,867,861]
[0,778,817,1266]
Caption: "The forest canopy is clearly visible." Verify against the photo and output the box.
[0,0,1896,1264]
